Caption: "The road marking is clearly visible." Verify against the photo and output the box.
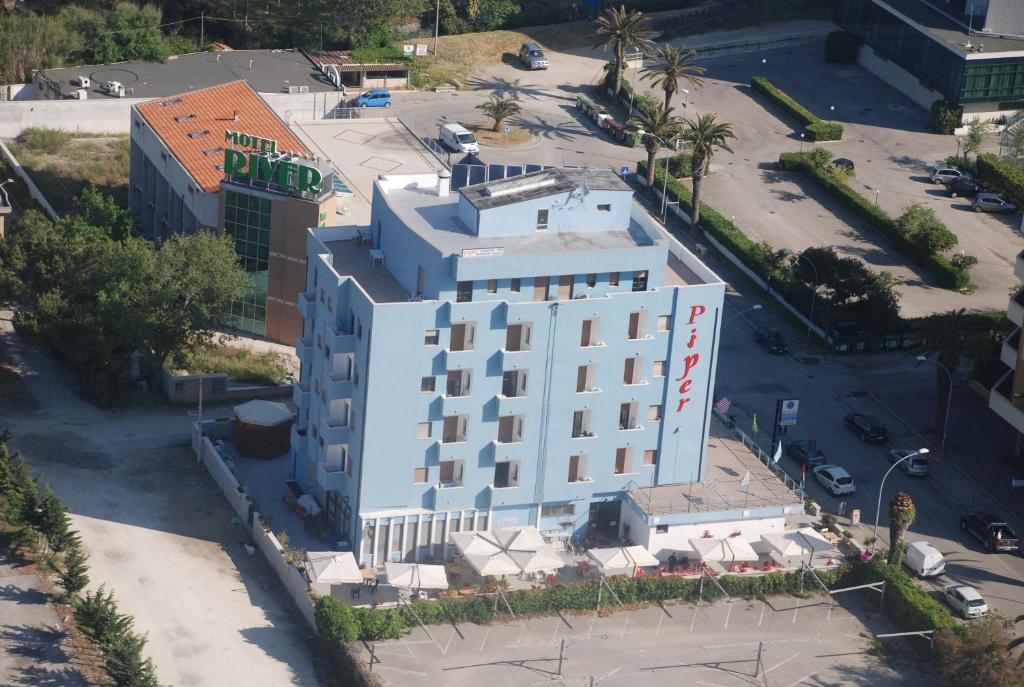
[792,597,800,624]
[375,665,427,677]
[758,602,766,626]
[440,629,455,655]
[656,610,665,635]
[690,599,701,632]
[764,653,801,675]
[786,671,818,686]
[723,602,732,630]
[478,626,490,652]
[514,622,526,648]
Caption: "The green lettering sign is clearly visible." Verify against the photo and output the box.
[222,132,320,194]
[224,149,248,176]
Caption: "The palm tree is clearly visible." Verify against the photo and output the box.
[476,94,521,132]
[680,113,735,227]
[628,103,683,189]
[887,491,916,565]
[594,5,655,97]
[642,44,705,112]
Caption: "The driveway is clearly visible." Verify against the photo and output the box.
[0,311,323,687]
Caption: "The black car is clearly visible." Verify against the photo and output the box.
[784,439,827,467]
[832,158,855,173]
[843,413,888,442]
[960,512,1020,553]
[943,176,985,198]
[754,326,788,354]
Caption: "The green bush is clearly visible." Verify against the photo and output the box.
[750,76,843,141]
[930,100,960,134]
[778,151,971,289]
[315,596,359,644]
[976,153,1024,209]
[17,127,72,154]
[843,559,956,635]
[824,31,859,63]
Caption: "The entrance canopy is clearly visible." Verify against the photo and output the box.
[384,562,449,590]
[306,551,362,585]
[587,545,660,575]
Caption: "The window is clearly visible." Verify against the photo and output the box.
[222,198,270,337]
[456,281,473,303]
[580,318,600,346]
[653,360,666,377]
[487,279,498,294]
[497,415,525,443]
[450,322,476,351]
[417,422,432,439]
[421,376,436,392]
[502,369,527,397]
[568,454,588,483]
[558,275,574,300]
[576,364,596,393]
[533,276,550,301]
[597,203,611,212]
[619,402,639,430]
[414,467,429,484]
[628,311,647,340]
[571,410,593,438]
[505,322,532,351]
[644,449,658,466]
[623,356,643,385]
[493,461,520,488]
[541,503,576,517]
[647,405,662,422]
[424,329,439,346]
[586,273,597,288]
[614,447,633,474]
[609,272,619,287]
[656,524,669,534]
[657,315,671,332]
[442,415,469,443]
[511,278,521,292]
[536,208,549,230]
[439,460,465,487]
[632,270,648,292]
[446,369,472,397]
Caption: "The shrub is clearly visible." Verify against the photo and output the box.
[895,204,958,261]
[750,76,843,141]
[315,596,359,644]
[843,559,955,635]
[976,152,1024,209]
[930,100,960,134]
[17,127,72,154]
[824,31,859,63]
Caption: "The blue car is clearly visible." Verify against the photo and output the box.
[356,88,392,108]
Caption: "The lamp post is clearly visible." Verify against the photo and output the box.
[917,355,953,452]
[0,178,13,207]
[681,88,689,108]
[829,105,835,125]
[434,0,441,56]
[799,133,805,153]
[871,448,929,555]
[648,134,679,222]
[723,304,763,327]
[784,250,818,345]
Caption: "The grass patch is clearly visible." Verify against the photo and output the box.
[170,345,289,386]
[467,122,533,146]
[7,130,129,214]
[409,20,597,89]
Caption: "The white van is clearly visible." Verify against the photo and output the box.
[902,541,945,578]
[440,123,479,154]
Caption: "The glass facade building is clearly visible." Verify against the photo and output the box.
[224,189,270,336]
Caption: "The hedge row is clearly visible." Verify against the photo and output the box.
[750,76,843,141]
[604,65,658,120]
[844,559,956,635]
[976,153,1024,209]
[778,151,970,289]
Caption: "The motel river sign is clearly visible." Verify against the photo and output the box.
[222,129,323,194]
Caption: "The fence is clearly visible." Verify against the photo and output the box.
[714,409,805,500]
[251,512,317,628]
[396,115,455,169]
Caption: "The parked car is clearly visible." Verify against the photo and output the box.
[812,464,856,496]
[942,584,988,619]
[355,88,392,108]
[844,413,888,442]
[943,176,985,198]
[930,165,969,185]
[440,123,479,154]
[754,326,788,354]
[518,42,549,70]
[972,192,1017,214]
[903,541,946,578]
[832,157,855,173]
[784,440,827,468]
[960,511,1020,552]
[888,448,930,477]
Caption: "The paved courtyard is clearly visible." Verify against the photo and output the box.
[356,590,924,687]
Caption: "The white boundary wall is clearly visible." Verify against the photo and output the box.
[0,139,59,218]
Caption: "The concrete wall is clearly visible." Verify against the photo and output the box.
[857,44,943,112]
[196,425,253,521]
[0,139,59,218]
[251,514,316,628]
[0,97,151,137]
[626,511,788,561]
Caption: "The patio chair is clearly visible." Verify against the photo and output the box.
[350,586,361,599]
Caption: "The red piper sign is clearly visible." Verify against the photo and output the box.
[674,304,708,414]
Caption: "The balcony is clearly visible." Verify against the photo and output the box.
[293,382,310,417]
[441,394,474,416]
[330,328,356,353]
[317,461,347,491]
[487,483,520,507]
[990,370,1024,434]
[320,418,351,445]
[497,348,531,369]
[1016,250,1024,282]
[1009,288,1024,328]
[1001,328,1021,370]
[495,393,527,414]
[298,291,316,319]
[296,336,314,361]
[326,375,353,399]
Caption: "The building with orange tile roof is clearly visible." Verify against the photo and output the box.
[129,80,336,344]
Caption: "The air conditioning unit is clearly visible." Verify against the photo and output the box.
[72,76,90,88]
[298,86,309,94]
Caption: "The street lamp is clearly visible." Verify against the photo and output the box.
[723,304,762,327]
[784,250,818,346]
[799,133,805,153]
[829,105,835,125]
[916,355,953,452]
[681,88,689,108]
[647,133,679,222]
[871,448,929,555]
[0,178,13,207]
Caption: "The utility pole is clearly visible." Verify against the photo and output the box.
[434,0,441,56]
[200,11,205,51]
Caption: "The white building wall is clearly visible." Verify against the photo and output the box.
[857,44,944,111]
[626,510,788,561]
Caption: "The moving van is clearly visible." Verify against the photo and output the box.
[440,123,479,154]
[902,541,945,578]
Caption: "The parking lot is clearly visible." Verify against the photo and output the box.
[355,591,921,687]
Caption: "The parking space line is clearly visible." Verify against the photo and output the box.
[764,653,801,675]
[723,602,732,630]
[478,626,490,652]
[514,621,526,647]
[439,629,455,655]
[375,665,428,677]
[656,610,665,636]
[786,671,818,686]
[792,597,800,624]
[690,598,701,632]
[758,601,767,626]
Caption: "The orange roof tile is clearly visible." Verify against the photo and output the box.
[135,80,311,194]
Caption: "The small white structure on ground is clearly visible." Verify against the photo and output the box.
[384,563,449,590]
[587,545,660,577]
[306,551,362,596]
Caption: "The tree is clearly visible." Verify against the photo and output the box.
[315,596,360,644]
[0,442,13,513]
[963,119,987,159]
[680,113,735,227]
[62,185,136,241]
[628,102,683,188]
[38,486,73,553]
[935,616,1022,687]
[791,247,900,330]
[331,0,429,47]
[594,5,655,97]
[895,204,958,259]
[887,491,916,564]
[439,0,521,34]
[59,538,90,598]
[476,94,521,132]
[104,631,161,687]
[0,12,79,84]
[5,453,38,527]
[641,44,704,112]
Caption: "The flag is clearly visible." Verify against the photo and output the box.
[714,396,731,415]
[739,470,751,492]
[752,414,759,433]
[772,441,782,463]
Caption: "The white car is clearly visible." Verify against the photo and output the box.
[943,584,988,619]
[888,448,930,477]
[812,464,856,496]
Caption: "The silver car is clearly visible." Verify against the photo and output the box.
[519,42,549,70]
[972,192,1017,214]
[930,165,968,185]
[888,448,929,477]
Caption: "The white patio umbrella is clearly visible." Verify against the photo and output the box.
[463,552,521,577]
[690,538,730,562]
[508,547,565,574]
[587,546,659,575]
[449,531,502,556]
[384,562,449,590]
[450,528,563,577]
[724,537,759,562]
[762,529,835,564]
[306,551,363,585]
[492,526,547,552]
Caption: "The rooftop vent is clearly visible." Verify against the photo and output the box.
[202,146,224,156]
[174,113,196,122]
[188,130,210,139]
[482,174,557,198]
[160,97,183,107]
